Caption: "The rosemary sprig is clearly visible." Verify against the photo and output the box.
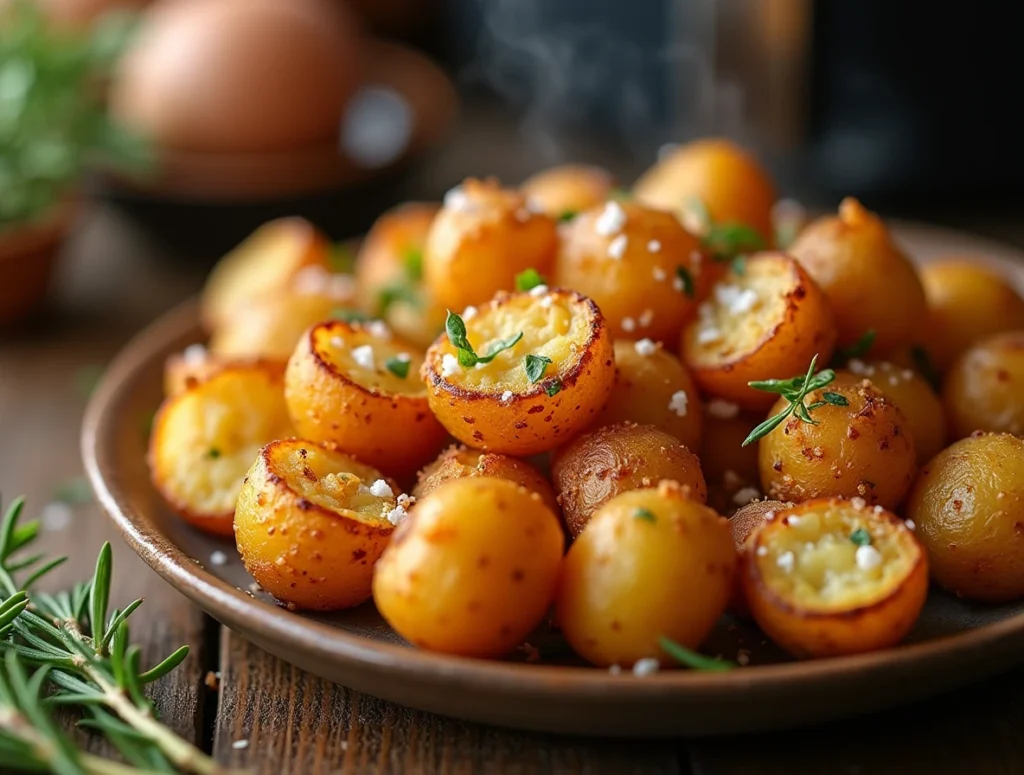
[741,355,849,446]
[445,311,523,368]
[0,497,243,775]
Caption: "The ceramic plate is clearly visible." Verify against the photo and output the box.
[83,221,1024,737]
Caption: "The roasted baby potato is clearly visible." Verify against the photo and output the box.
[422,289,614,456]
[554,200,706,343]
[943,331,1024,439]
[633,138,776,244]
[148,363,294,536]
[164,344,236,398]
[758,372,916,509]
[557,481,735,668]
[920,260,1024,372]
[200,217,331,331]
[699,405,763,514]
[848,359,947,463]
[520,164,615,220]
[354,201,448,350]
[234,439,403,611]
[423,178,558,311]
[743,497,927,658]
[285,320,448,480]
[788,198,927,353]
[906,432,1024,601]
[373,477,564,658]
[682,252,838,409]
[413,444,560,516]
[592,339,703,452]
[552,422,707,537]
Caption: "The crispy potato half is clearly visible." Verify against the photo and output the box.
[235,439,403,611]
[906,433,1024,602]
[520,164,615,220]
[200,217,331,331]
[758,372,916,509]
[554,200,706,343]
[743,497,928,658]
[593,339,703,452]
[943,331,1024,439]
[285,320,447,480]
[413,444,559,516]
[557,482,735,668]
[682,253,838,409]
[552,422,707,537]
[423,288,614,456]
[423,178,558,312]
[148,363,294,536]
[373,477,564,658]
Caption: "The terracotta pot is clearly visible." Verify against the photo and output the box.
[0,204,75,328]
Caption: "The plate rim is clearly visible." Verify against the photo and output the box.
[81,220,1024,721]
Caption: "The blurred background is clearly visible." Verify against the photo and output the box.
[3,0,1024,328]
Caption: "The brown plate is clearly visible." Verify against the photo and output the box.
[83,221,1024,737]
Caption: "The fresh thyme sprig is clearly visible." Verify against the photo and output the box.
[681,197,765,262]
[741,355,849,446]
[0,497,243,775]
[445,311,523,368]
[832,329,876,365]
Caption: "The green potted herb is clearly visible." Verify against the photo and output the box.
[0,1,148,327]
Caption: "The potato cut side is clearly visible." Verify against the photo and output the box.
[148,364,294,535]
[310,321,427,396]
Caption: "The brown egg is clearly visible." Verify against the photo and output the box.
[111,0,363,153]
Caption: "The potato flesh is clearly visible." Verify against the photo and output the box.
[690,262,790,364]
[265,442,396,523]
[315,327,426,396]
[443,294,588,391]
[758,504,914,611]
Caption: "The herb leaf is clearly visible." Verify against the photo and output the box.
[402,246,423,281]
[207,448,221,459]
[544,380,563,397]
[742,355,841,446]
[850,528,872,546]
[385,356,411,379]
[681,196,711,235]
[703,223,765,262]
[822,392,850,407]
[833,330,876,364]
[911,344,941,392]
[331,307,369,323]
[328,243,356,273]
[634,508,657,522]
[610,188,632,202]
[524,354,553,384]
[558,210,578,223]
[445,311,522,368]
[659,636,734,672]
[675,266,695,298]
[515,268,546,293]
[377,282,420,316]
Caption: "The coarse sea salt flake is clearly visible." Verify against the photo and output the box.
[608,234,628,259]
[697,327,722,345]
[732,487,760,506]
[369,479,394,498]
[632,658,660,677]
[500,390,514,403]
[441,354,461,377]
[351,344,375,370]
[855,544,883,571]
[529,284,549,297]
[668,390,689,417]
[595,201,627,236]
[462,305,478,320]
[209,551,228,567]
[652,266,667,281]
[183,343,207,365]
[777,551,795,572]
[647,239,661,252]
[707,399,740,419]
[634,338,657,356]
[621,317,636,332]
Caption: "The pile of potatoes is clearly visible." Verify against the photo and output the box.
[148,138,1024,671]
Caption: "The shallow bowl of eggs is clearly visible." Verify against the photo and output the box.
[83,144,1024,737]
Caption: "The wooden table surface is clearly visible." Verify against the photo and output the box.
[4,202,1024,775]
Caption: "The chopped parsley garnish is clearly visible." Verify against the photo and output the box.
[833,330,876,364]
[850,528,872,546]
[675,266,695,298]
[327,243,356,273]
[610,188,632,202]
[377,282,420,316]
[558,210,578,222]
[659,636,734,672]
[742,355,841,446]
[544,379,563,397]
[515,268,546,292]
[634,508,657,522]
[524,354,553,383]
[445,311,523,368]
[402,246,423,281]
[703,223,765,263]
[385,356,411,379]
[207,448,221,459]
[731,255,747,275]
[911,344,941,391]
[331,307,369,323]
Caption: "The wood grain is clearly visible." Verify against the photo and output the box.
[213,630,681,775]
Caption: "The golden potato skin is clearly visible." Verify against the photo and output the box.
[354,201,447,350]
[372,478,564,658]
[423,178,558,311]
[556,482,735,667]
[788,198,927,353]
[848,359,947,463]
[920,260,1024,372]
[148,364,294,537]
[943,332,1024,439]
[633,138,776,243]
[422,289,615,456]
[520,164,615,219]
[758,372,916,509]
[285,320,448,480]
[413,444,559,516]
[554,200,705,343]
[164,346,235,398]
[743,498,928,659]
[234,439,400,611]
[682,252,837,410]
[906,433,1024,602]
[592,340,703,451]
[201,217,330,331]
[552,422,707,537]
